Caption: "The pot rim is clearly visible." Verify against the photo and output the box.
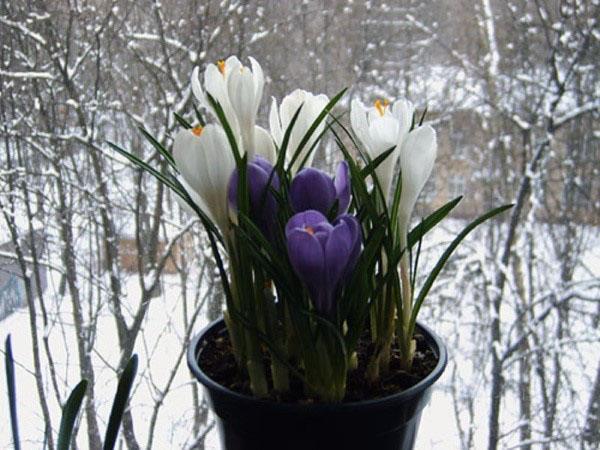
[187,317,447,411]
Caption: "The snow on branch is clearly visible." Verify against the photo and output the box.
[554,100,600,129]
[0,70,53,80]
[0,16,47,46]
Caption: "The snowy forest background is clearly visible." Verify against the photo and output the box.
[1,0,599,449]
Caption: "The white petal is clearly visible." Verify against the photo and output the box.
[204,63,226,101]
[392,99,414,144]
[248,56,264,114]
[224,56,241,76]
[173,125,235,233]
[369,116,399,149]
[176,176,214,221]
[296,94,328,169]
[173,128,203,193]
[399,125,437,225]
[191,66,204,103]
[254,125,276,163]
[269,97,283,146]
[280,89,304,126]
[350,98,371,153]
[228,68,257,156]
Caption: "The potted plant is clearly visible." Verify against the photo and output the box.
[110,56,510,450]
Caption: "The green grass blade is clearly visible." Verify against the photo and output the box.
[57,380,88,450]
[107,140,223,242]
[409,204,513,334]
[296,118,332,171]
[205,93,242,164]
[107,141,184,195]
[174,112,192,129]
[5,335,20,450]
[193,103,206,126]
[275,103,303,172]
[137,127,176,168]
[359,146,395,179]
[103,355,138,450]
[407,196,463,248]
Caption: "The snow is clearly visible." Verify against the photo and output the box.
[0,272,218,449]
[0,71,53,80]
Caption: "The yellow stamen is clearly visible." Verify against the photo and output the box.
[374,98,390,116]
[217,59,226,75]
[192,126,203,136]
[305,226,315,235]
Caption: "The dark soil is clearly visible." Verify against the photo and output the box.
[197,328,438,404]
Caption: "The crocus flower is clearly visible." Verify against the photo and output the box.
[227,156,280,239]
[173,124,235,236]
[289,161,350,217]
[286,210,362,316]
[191,56,274,161]
[269,89,329,173]
[350,98,414,201]
[397,125,437,247]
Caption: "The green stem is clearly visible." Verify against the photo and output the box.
[366,352,381,384]
[399,233,415,370]
[270,358,290,393]
[245,329,268,397]
[223,310,245,369]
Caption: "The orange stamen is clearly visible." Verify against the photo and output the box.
[305,226,315,235]
[217,59,226,75]
[192,126,203,136]
[374,98,390,116]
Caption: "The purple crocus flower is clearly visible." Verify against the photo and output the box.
[228,156,280,238]
[289,161,350,217]
[285,210,362,316]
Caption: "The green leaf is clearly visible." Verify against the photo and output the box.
[106,140,223,243]
[409,204,513,335]
[407,196,463,248]
[205,92,242,164]
[5,335,20,450]
[226,304,310,387]
[107,141,183,194]
[418,107,428,126]
[359,146,396,179]
[275,103,303,173]
[138,127,176,169]
[57,380,88,450]
[193,103,206,126]
[296,117,333,171]
[103,355,138,450]
[174,112,192,129]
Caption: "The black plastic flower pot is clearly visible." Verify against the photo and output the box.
[187,318,447,450]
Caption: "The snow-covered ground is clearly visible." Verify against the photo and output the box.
[1,223,598,449]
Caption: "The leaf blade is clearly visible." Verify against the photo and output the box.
[103,355,138,450]
[57,380,88,450]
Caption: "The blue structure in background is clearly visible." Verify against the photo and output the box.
[0,233,46,321]
[0,274,25,320]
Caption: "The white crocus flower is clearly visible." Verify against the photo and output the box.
[350,98,414,201]
[396,124,436,354]
[173,124,235,236]
[191,56,272,161]
[269,89,329,173]
[397,125,437,247]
